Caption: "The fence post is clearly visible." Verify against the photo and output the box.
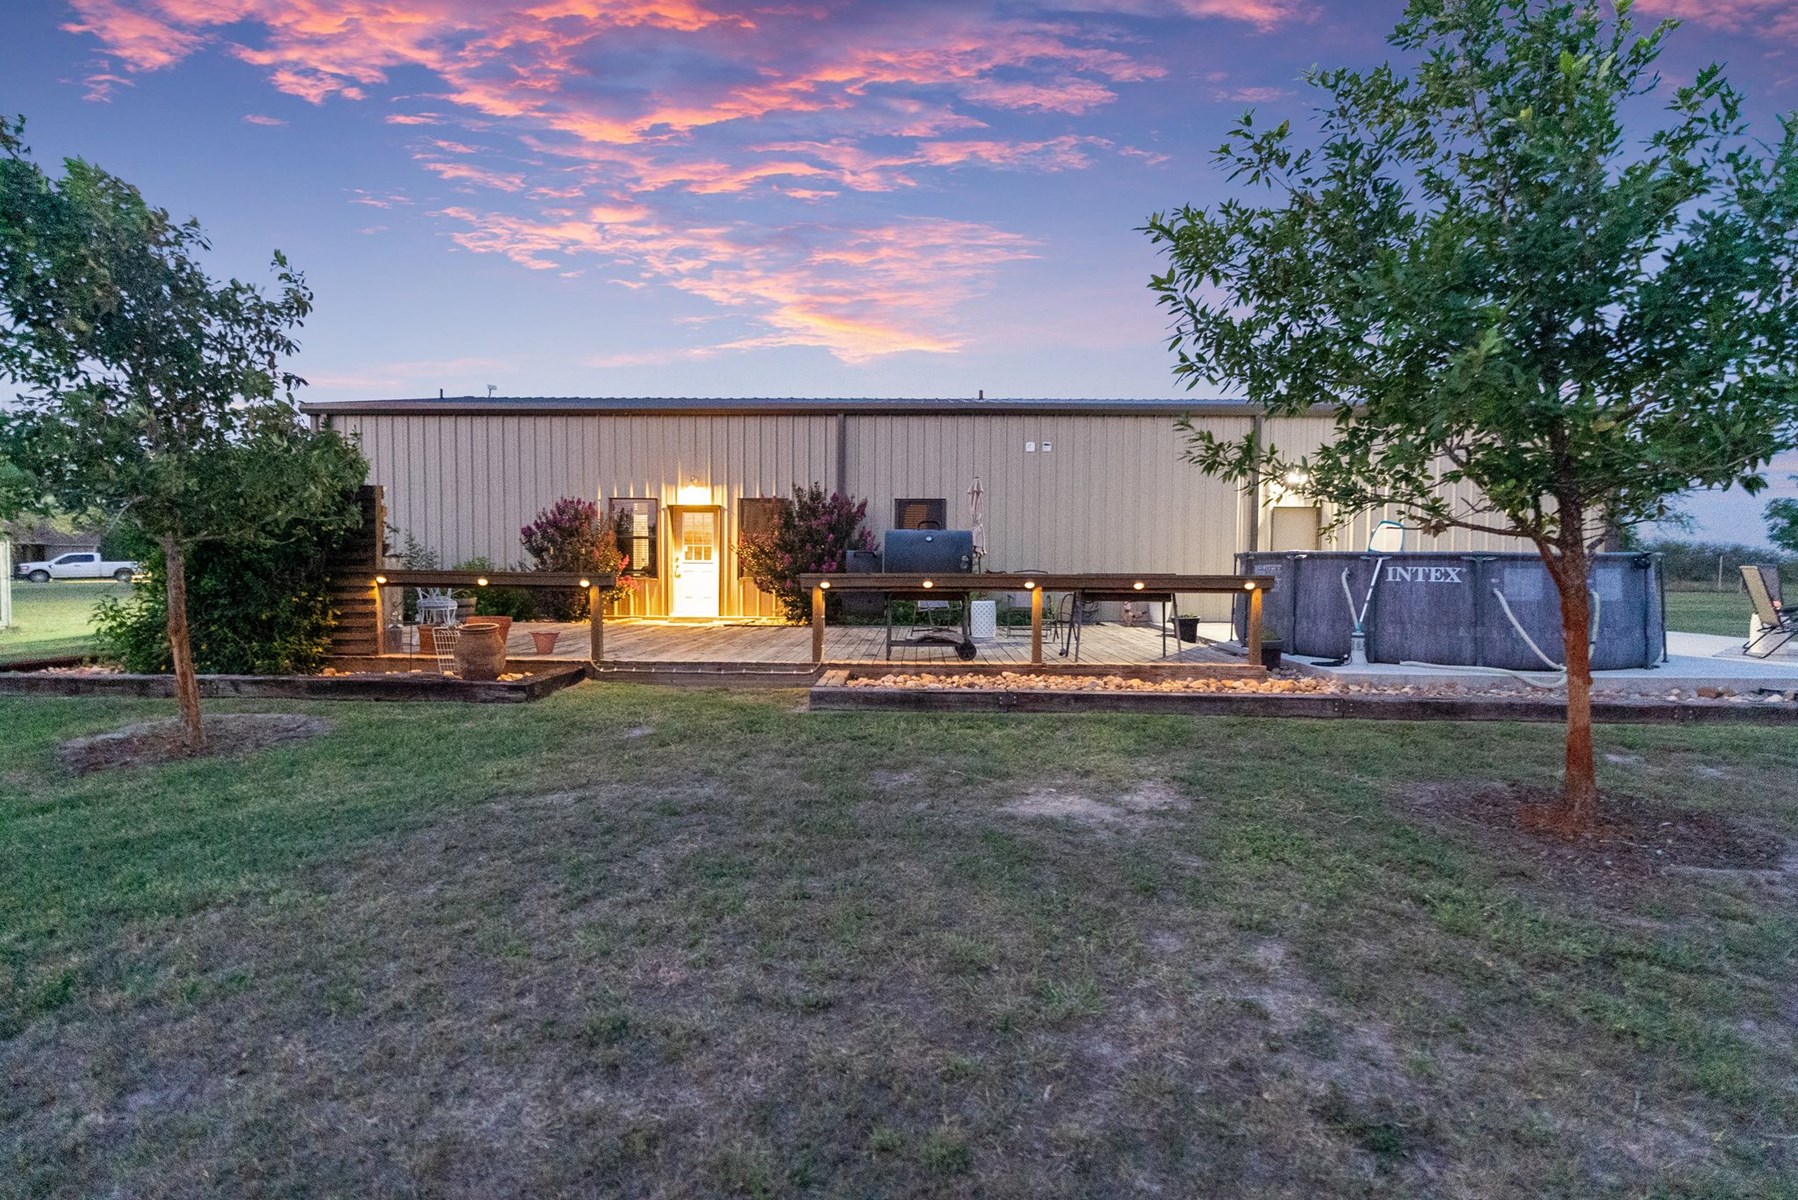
[811,585,826,663]
[589,584,604,664]
[1247,584,1264,668]
[1030,585,1044,665]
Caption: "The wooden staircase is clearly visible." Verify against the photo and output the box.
[324,485,386,658]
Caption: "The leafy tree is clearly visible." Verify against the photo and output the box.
[1146,0,1798,835]
[1767,480,1798,555]
[737,484,874,622]
[0,117,364,749]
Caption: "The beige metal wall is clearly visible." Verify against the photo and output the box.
[339,407,1511,620]
[338,412,837,618]
[1260,416,1521,554]
[844,413,1253,617]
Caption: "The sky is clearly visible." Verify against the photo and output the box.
[4,0,1797,545]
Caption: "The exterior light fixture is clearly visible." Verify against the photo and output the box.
[374,575,387,585]
[818,580,830,589]
[476,577,489,587]
[1284,468,1310,487]
[578,578,591,589]
[1243,580,1258,590]
[922,579,934,589]
[1023,580,1036,590]
[1132,580,1145,590]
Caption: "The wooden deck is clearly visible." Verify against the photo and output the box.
[479,618,1240,666]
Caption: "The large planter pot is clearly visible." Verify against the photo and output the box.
[476,615,513,644]
[453,621,507,681]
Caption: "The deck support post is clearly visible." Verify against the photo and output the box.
[589,585,604,664]
[1247,585,1264,669]
[811,585,827,664]
[1030,586,1043,665]
[373,582,385,656]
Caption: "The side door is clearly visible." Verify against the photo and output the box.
[670,509,720,618]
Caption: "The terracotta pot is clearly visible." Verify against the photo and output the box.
[479,615,513,643]
[530,629,561,655]
[453,621,507,681]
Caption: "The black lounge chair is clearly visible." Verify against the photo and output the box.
[1740,565,1797,659]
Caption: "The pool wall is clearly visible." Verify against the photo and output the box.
[1235,551,1665,670]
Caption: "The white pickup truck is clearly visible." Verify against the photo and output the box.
[15,552,140,583]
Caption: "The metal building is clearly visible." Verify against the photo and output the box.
[300,396,1514,620]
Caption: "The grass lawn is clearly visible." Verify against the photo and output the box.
[1663,589,1759,639]
[3,688,1797,1197]
[0,580,130,664]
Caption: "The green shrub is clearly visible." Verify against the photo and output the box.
[95,523,353,676]
[455,557,539,620]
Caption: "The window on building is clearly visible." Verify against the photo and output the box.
[608,498,658,576]
[893,498,947,530]
[737,497,788,576]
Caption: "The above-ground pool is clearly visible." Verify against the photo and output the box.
[1236,551,1665,670]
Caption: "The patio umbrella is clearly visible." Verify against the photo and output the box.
[968,473,985,561]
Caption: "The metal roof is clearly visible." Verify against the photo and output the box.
[299,395,1263,418]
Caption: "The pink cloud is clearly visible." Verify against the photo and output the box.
[60,0,1288,360]
[241,112,285,125]
[1637,0,1798,38]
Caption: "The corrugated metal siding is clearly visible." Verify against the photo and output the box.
[338,413,836,618]
[1261,417,1520,554]
[337,408,1518,620]
[845,414,1253,617]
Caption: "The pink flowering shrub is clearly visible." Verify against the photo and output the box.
[520,497,628,619]
[737,484,874,622]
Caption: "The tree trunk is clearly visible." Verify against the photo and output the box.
[1538,540,1598,837]
[161,535,205,753]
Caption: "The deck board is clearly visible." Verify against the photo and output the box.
[481,618,1238,666]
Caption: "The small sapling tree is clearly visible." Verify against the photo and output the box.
[1146,1,1798,835]
[0,117,362,749]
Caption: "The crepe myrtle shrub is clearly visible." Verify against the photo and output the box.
[1145,0,1798,837]
[520,497,627,620]
[737,484,875,622]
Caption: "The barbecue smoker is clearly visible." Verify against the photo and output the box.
[881,529,978,660]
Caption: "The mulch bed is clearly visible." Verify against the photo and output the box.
[1411,783,1786,878]
[56,713,331,775]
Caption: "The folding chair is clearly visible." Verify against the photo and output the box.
[1740,565,1797,659]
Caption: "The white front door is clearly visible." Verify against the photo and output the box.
[671,509,720,617]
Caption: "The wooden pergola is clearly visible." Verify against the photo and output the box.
[796,572,1275,666]
[366,569,618,661]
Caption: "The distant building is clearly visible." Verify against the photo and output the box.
[302,395,1508,621]
[3,520,102,566]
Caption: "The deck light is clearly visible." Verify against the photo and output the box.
[1243,580,1258,590]
[578,578,591,589]
[374,574,387,585]
[819,580,830,589]
[922,579,934,589]
[1132,580,1144,590]
[1023,580,1036,589]
[476,577,489,587]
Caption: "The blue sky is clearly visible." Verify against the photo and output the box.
[4,0,1796,545]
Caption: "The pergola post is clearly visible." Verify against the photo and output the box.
[589,584,605,664]
[1030,585,1043,666]
[811,585,827,664]
[1247,584,1264,668]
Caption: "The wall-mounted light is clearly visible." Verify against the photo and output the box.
[1284,468,1310,488]
[677,477,711,506]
